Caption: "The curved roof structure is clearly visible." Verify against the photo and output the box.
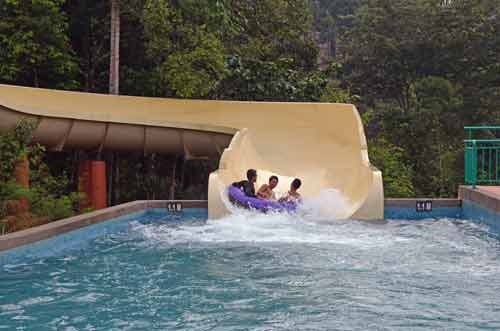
[0,84,383,220]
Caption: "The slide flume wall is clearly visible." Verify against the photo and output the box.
[0,84,383,220]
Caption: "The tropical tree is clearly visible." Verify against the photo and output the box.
[142,0,226,98]
[109,0,120,94]
[0,0,78,89]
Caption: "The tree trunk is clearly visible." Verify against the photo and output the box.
[109,0,120,95]
[169,156,178,200]
[179,156,186,195]
[33,67,39,88]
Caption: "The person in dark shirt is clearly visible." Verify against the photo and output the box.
[232,169,257,198]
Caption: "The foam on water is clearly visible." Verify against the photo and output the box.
[135,188,373,246]
[297,188,352,220]
[220,183,352,221]
[133,211,395,251]
[130,201,500,278]
[2,207,500,330]
[133,211,390,246]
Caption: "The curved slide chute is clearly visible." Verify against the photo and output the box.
[0,84,383,220]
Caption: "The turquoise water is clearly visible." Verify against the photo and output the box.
[1,211,500,330]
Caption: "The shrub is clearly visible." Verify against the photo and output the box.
[0,119,81,225]
[368,137,415,198]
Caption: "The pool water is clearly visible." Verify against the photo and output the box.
[1,211,500,330]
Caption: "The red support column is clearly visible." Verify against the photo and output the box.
[78,160,92,211]
[78,160,107,211]
[90,161,107,210]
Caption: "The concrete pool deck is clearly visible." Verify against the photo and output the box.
[460,186,500,232]
[460,185,500,213]
[475,186,500,197]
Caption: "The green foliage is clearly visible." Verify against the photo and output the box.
[0,119,41,218]
[143,0,226,98]
[142,0,319,99]
[0,181,31,218]
[368,137,415,198]
[312,0,363,48]
[220,0,320,100]
[0,119,40,182]
[0,0,79,88]
[227,0,318,70]
[364,77,465,197]
[160,33,225,98]
[334,0,500,197]
[29,190,81,221]
[362,107,416,198]
[2,0,499,200]
[344,0,500,110]
[216,56,327,101]
[320,80,358,103]
[28,159,82,221]
[0,120,80,223]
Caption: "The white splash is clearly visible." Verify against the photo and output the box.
[221,184,352,221]
[132,208,394,248]
[132,186,375,246]
[298,189,352,221]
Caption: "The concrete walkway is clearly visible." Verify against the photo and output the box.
[476,186,500,199]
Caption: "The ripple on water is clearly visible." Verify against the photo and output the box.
[1,211,500,331]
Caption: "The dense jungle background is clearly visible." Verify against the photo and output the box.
[1,0,499,224]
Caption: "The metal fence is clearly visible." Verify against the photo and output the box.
[464,126,500,187]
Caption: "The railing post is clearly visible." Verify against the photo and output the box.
[471,140,478,189]
[464,127,500,188]
[465,140,478,188]
[465,142,472,185]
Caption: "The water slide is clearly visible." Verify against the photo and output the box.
[0,84,383,220]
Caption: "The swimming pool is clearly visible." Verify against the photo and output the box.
[1,209,500,330]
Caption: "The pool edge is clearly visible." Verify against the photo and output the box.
[460,186,500,233]
[0,200,207,252]
[2,194,499,254]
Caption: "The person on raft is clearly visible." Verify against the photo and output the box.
[232,169,257,197]
[257,175,278,200]
[279,178,302,203]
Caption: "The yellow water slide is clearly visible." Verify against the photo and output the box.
[0,84,383,220]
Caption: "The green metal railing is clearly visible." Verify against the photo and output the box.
[464,126,500,188]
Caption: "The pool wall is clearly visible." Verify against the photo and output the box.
[384,198,462,220]
[2,191,500,259]
[0,206,208,265]
[460,186,500,233]
[0,200,207,253]
[386,190,500,234]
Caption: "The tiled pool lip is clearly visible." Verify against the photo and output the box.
[384,198,461,208]
[384,198,462,220]
[1,195,498,254]
[459,185,500,213]
[0,200,207,252]
[459,186,500,233]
